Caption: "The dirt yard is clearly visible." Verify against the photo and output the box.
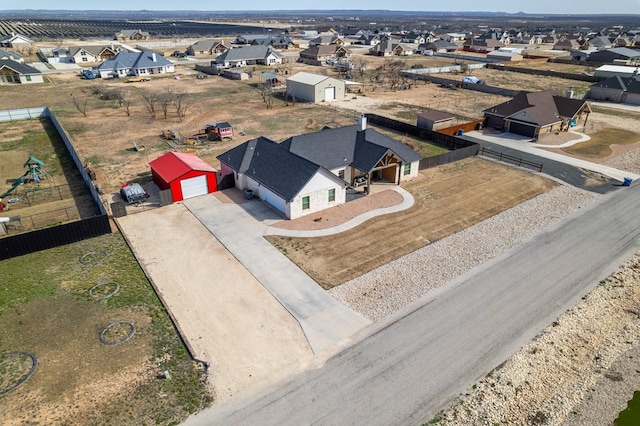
[267,157,557,289]
[0,119,99,233]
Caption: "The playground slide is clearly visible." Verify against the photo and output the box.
[0,178,24,199]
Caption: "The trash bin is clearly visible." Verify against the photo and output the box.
[623,177,633,186]
[458,129,464,136]
[244,189,254,199]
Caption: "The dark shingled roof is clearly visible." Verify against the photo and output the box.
[483,90,589,126]
[592,75,640,95]
[417,110,455,122]
[0,59,41,75]
[217,137,322,202]
[282,125,422,171]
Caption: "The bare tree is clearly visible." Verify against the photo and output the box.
[174,93,189,121]
[160,95,171,119]
[122,94,132,116]
[258,84,274,109]
[70,94,89,117]
[141,92,157,119]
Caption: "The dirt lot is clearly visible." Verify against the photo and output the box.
[267,157,557,289]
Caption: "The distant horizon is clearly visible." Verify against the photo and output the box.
[0,1,639,16]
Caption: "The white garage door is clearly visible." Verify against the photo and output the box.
[180,175,208,199]
[324,86,335,101]
[261,186,287,215]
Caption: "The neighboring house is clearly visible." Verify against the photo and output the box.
[114,29,150,41]
[369,38,410,56]
[358,33,381,46]
[217,118,421,219]
[594,64,640,79]
[0,59,43,84]
[0,48,23,63]
[186,39,230,56]
[486,50,524,62]
[0,33,34,49]
[251,35,295,49]
[97,50,174,79]
[553,39,582,51]
[71,45,121,63]
[588,35,614,50]
[149,152,218,202]
[589,47,640,64]
[212,45,283,70]
[309,35,344,46]
[463,38,502,53]
[418,40,459,53]
[588,75,640,105]
[416,110,456,131]
[298,44,351,65]
[441,33,467,43]
[286,71,345,103]
[401,32,426,44]
[483,90,592,138]
[235,34,295,49]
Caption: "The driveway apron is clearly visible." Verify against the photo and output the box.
[184,195,371,354]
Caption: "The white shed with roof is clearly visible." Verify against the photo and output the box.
[286,71,345,103]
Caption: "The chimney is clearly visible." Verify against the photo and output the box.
[358,114,367,131]
[151,52,157,62]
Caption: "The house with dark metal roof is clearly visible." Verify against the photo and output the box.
[483,90,592,138]
[0,59,43,84]
[217,117,421,219]
[97,50,174,79]
[588,75,640,105]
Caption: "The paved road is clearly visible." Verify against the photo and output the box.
[185,181,640,425]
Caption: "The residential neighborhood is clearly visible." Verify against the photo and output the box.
[1,7,640,426]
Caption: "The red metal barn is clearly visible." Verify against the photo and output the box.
[149,152,218,202]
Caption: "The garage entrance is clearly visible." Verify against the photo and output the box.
[507,121,536,137]
[324,86,335,101]
[180,175,208,199]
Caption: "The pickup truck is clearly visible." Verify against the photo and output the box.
[80,70,96,79]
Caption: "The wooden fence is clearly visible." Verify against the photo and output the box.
[364,113,480,170]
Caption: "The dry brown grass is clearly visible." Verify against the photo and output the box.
[267,157,557,289]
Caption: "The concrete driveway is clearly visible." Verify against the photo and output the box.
[183,195,371,354]
[116,203,314,403]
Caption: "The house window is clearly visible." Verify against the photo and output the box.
[302,196,310,210]
[328,188,335,202]
[338,169,345,180]
[82,57,88,62]
[403,163,411,176]
[25,75,31,82]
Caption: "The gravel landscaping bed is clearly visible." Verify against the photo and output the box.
[329,184,601,322]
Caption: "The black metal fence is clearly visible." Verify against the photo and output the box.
[0,108,111,260]
[479,147,544,172]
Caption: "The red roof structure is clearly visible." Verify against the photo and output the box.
[149,152,218,202]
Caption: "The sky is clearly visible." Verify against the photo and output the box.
[1,0,639,15]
